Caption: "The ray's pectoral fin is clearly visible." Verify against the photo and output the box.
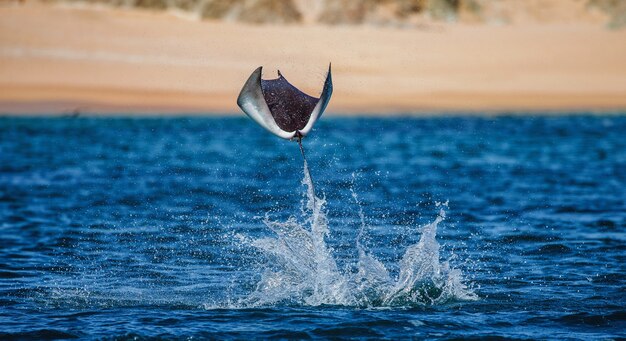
[236,67,295,140]
[237,64,333,140]
[300,64,332,137]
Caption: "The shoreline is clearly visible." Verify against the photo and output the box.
[2,2,626,115]
[3,104,624,117]
[2,84,625,115]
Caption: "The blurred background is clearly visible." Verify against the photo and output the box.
[2,3,626,338]
[1,0,626,114]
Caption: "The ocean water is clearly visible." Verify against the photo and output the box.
[0,115,624,339]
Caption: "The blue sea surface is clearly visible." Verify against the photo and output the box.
[1,115,625,339]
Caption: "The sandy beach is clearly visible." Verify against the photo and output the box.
[1,2,626,115]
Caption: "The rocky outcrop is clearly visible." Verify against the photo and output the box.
[316,0,460,25]
[200,0,301,24]
[588,0,626,28]
[50,0,626,28]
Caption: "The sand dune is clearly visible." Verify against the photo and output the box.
[1,2,626,115]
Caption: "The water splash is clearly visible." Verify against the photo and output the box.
[244,162,477,308]
[245,160,354,306]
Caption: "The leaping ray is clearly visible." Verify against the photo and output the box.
[237,64,333,142]
[237,64,332,204]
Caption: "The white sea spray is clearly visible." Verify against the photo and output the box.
[243,162,477,307]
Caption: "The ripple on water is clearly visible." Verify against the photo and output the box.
[1,116,625,339]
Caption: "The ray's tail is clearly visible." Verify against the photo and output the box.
[297,135,316,209]
[297,135,307,164]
